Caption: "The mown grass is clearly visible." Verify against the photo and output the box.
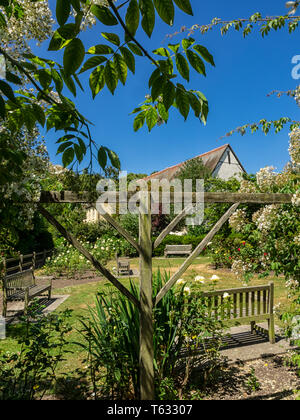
[0,256,290,376]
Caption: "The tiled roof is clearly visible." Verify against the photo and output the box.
[144,144,233,181]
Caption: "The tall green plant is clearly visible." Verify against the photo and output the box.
[78,270,226,399]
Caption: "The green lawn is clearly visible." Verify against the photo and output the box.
[0,256,290,375]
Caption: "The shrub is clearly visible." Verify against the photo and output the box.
[0,301,72,400]
[153,234,208,257]
[44,236,137,275]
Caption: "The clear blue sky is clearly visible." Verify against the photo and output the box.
[35,0,300,176]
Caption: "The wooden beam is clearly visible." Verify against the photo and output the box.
[139,193,155,400]
[154,203,240,306]
[39,191,292,204]
[38,204,140,309]
[96,204,142,254]
[153,204,194,249]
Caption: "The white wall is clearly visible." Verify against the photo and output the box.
[212,148,244,180]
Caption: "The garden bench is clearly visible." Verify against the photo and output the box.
[2,269,52,317]
[115,254,131,276]
[164,244,192,258]
[201,282,275,344]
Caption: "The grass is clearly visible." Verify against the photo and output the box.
[0,256,290,380]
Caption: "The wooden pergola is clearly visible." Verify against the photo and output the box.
[38,190,292,400]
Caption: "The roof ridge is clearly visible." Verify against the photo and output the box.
[144,144,229,180]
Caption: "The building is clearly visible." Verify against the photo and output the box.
[84,144,246,223]
[144,144,246,182]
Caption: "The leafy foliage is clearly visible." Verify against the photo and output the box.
[1,0,214,174]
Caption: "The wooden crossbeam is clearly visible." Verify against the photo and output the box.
[153,204,194,249]
[37,205,140,308]
[154,203,240,306]
[39,191,292,204]
[96,204,142,254]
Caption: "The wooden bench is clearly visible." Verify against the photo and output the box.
[2,269,52,317]
[202,282,275,344]
[164,244,192,258]
[116,254,131,276]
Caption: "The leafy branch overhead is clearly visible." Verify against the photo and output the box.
[168,12,300,39]
[0,0,215,172]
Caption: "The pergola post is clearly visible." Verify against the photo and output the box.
[138,192,154,400]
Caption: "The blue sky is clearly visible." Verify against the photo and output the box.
[35,0,300,176]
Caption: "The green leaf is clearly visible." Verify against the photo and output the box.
[57,141,74,154]
[114,53,127,85]
[175,53,190,81]
[48,31,65,51]
[74,143,84,163]
[76,137,87,156]
[51,69,64,93]
[105,148,121,170]
[173,0,193,15]
[148,68,161,88]
[73,73,84,91]
[87,44,114,55]
[168,43,180,54]
[60,69,77,96]
[98,146,107,169]
[152,47,170,57]
[104,60,118,94]
[162,80,175,110]
[151,75,165,101]
[128,43,143,56]
[70,0,81,13]
[62,147,75,167]
[158,58,173,75]
[154,0,174,25]
[187,92,201,117]
[0,95,5,119]
[0,11,7,28]
[101,32,120,46]
[133,111,146,131]
[193,45,215,67]
[79,56,107,73]
[139,0,155,37]
[126,0,140,37]
[23,105,36,132]
[91,4,118,26]
[32,103,46,127]
[5,72,22,85]
[63,38,85,75]
[186,50,206,76]
[146,106,158,131]
[56,0,71,26]
[35,69,52,90]
[176,84,190,120]
[89,65,105,99]
[182,37,195,50]
[120,47,135,74]
[157,102,168,122]
[0,80,15,102]
[57,23,78,40]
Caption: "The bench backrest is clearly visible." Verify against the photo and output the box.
[3,270,35,297]
[165,245,192,252]
[201,283,274,320]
